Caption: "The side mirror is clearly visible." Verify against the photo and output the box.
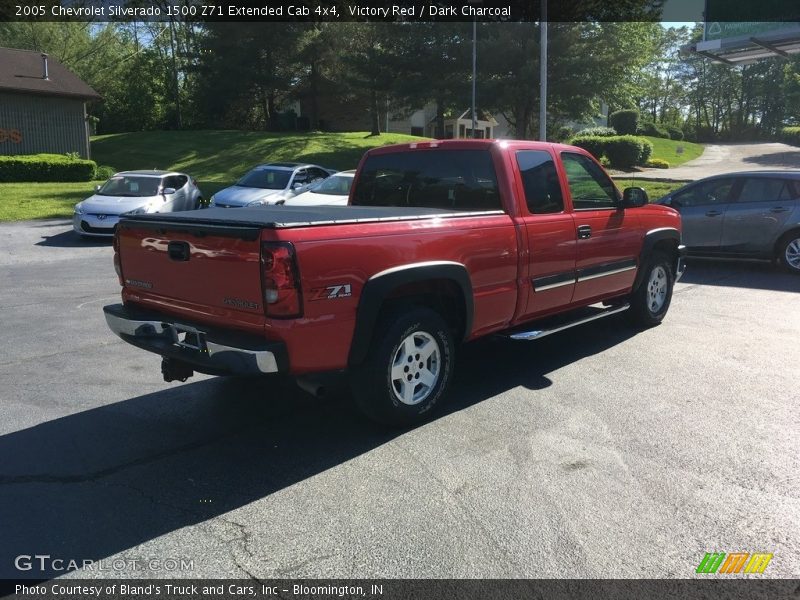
[621,186,648,208]
[162,187,176,195]
[292,182,304,190]
[95,185,101,193]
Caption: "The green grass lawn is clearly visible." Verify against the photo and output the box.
[612,177,687,201]
[0,130,699,221]
[0,130,425,221]
[0,181,104,222]
[643,136,704,167]
[91,130,423,181]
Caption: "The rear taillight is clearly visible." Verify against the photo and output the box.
[112,234,123,286]
[261,242,302,318]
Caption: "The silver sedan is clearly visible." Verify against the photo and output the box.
[73,170,203,238]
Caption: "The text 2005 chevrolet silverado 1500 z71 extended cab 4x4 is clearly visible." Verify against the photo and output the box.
[104,140,685,424]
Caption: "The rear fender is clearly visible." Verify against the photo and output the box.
[348,261,473,366]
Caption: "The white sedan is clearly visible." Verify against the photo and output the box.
[282,170,355,206]
[73,170,203,237]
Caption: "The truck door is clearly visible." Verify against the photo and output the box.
[513,149,577,320]
[560,152,640,305]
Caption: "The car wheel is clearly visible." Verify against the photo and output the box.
[629,251,674,327]
[350,307,455,426]
[778,232,800,274]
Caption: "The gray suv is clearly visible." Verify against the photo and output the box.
[657,172,800,273]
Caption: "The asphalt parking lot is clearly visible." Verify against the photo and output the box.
[1,219,798,580]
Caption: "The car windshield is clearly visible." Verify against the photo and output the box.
[309,174,353,196]
[98,176,161,197]
[236,168,292,190]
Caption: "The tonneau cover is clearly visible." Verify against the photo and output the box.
[120,205,502,230]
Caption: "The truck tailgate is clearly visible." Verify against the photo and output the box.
[117,218,265,328]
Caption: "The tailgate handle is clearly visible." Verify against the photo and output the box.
[167,241,190,261]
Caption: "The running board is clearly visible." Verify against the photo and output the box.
[506,303,630,341]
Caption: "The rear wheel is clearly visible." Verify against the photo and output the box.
[350,307,455,426]
[778,233,800,274]
[629,252,674,327]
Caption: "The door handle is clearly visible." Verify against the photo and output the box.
[577,225,592,239]
[705,210,722,217]
[770,207,789,213]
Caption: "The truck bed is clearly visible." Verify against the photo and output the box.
[121,205,503,231]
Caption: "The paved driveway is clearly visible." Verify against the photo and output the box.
[1,220,798,580]
[632,142,800,181]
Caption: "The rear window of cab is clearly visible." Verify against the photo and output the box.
[351,149,501,211]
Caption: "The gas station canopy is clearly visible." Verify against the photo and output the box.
[688,22,800,65]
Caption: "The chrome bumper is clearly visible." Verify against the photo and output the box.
[103,304,286,375]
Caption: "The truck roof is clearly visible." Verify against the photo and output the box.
[364,138,573,156]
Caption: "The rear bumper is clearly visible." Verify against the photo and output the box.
[103,303,287,375]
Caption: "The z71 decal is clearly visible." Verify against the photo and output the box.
[310,284,352,301]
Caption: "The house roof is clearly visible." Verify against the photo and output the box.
[0,47,101,100]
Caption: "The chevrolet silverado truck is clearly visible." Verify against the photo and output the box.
[104,140,685,424]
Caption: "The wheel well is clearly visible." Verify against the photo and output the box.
[774,227,800,258]
[380,279,467,340]
[651,238,680,276]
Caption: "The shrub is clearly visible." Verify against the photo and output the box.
[609,109,639,135]
[604,136,651,169]
[575,126,617,137]
[665,125,684,141]
[636,137,654,164]
[0,154,97,182]
[569,135,652,168]
[95,165,117,180]
[568,135,608,160]
[645,158,670,169]
[548,125,574,143]
[780,126,800,146]
[638,121,670,138]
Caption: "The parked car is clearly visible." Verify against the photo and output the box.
[209,163,335,208]
[282,170,355,206]
[105,139,684,425]
[656,171,800,273]
[73,170,203,238]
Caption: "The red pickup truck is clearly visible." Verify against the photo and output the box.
[104,140,684,424]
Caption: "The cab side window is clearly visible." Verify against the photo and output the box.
[516,150,563,214]
[560,152,619,209]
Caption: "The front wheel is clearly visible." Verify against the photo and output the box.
[778,233,800,274]
[629,252,674,327]
[350,307,455,426]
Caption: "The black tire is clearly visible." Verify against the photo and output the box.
[350,307,455,426]
[777,232,800,274]
[629,251,674,327]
